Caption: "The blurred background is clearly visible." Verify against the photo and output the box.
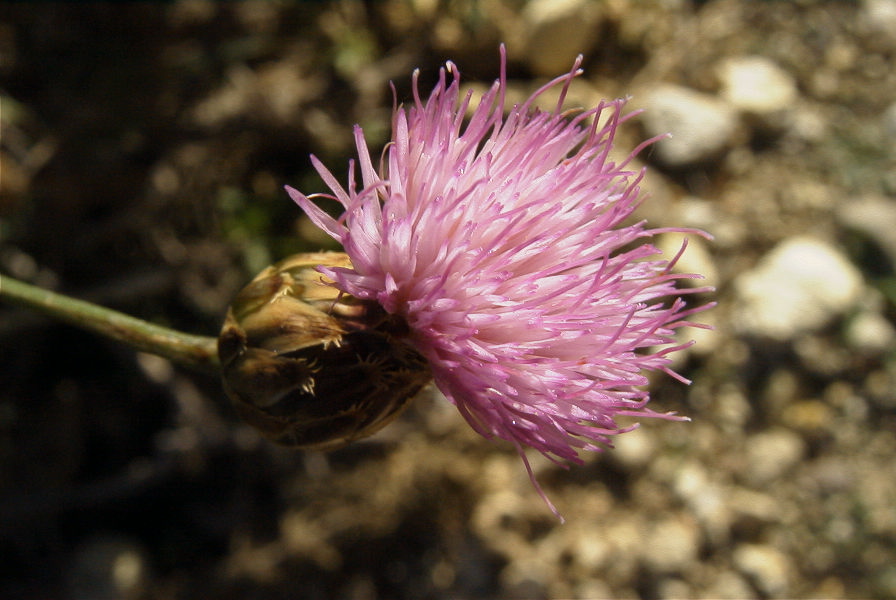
[1,1,894,598]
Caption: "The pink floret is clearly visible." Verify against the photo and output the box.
[286,46,713,519]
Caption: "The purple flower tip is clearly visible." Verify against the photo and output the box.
[286,46,713,519]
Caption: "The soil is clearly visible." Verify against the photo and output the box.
[1,2,894,599]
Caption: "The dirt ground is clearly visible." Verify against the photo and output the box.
[1,1,894,599]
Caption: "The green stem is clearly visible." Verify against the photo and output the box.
[0,273,221,374]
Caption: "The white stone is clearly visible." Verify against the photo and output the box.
[836,196,896,267]
[729,489,781,526]
[700,571,757,600]
[733,544,792,597]
[719,56,797,115]
[745,428,806,485]
[640,517,700,574]
[609,427,656,470]
[674,462,732,546]
[641,85,739,167]
[862,0,896,42]
[845,310,896,354]
[733,236,864,340]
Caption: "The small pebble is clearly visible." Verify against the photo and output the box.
[733,236,864,339]
[733,544,792,597]
[719,56,797,115]
[641,85,739,167]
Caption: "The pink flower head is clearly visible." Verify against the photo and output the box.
[287,47,712,518]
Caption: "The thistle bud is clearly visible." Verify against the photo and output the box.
[218,252,431,450]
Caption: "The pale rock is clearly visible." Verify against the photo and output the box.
[609,426,655,470]
[744,428,806,485]
[699,571,757,600]
[719,56,797,115]
[791,104,829,143]
[675,196,721,231]
[657,578,692,599]
[836,196,896,268]
[733,544,792,597]
[641,85,738,167]
[640,517,700,574]
[729,489,781,526]
[845,310,896,354]
[499,555,549,597]
[671,196,746,251]
[674,462,732,546]
[574,579,614,599]
[733,236,864,340]
[568,527,610,569]
[862,0,896,44]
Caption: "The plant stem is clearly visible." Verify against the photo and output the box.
[0,273,221,374]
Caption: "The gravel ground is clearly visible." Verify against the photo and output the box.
[1,1,894,599]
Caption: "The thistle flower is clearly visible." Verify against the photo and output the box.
[286,48,712,517]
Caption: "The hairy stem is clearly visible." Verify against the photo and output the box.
[0,273,221,374]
